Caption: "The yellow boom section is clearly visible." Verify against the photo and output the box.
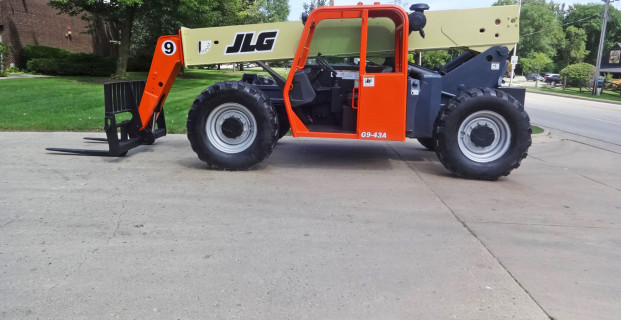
[180,5,519,66]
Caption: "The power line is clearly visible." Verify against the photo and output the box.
[519,16,595,38]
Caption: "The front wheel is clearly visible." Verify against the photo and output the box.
[187,81,279,170]
[434,88,532,180]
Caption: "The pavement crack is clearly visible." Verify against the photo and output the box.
[48,248,99,292]
[468,220,620,230]
[528,155,621,192]
[386,142,554,320]
[0,219,15,228]
[108,202,125,245]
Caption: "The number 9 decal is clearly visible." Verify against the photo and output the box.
[162,40,177,56]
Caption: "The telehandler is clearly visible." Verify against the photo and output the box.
[48,3,531,180]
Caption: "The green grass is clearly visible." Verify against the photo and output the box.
[0,69,557,134]
[532,125,543,134]
[0,68,284,133]
[526,85,621,103]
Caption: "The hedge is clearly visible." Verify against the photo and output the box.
[21,45,117,77]
[27,53,116,76]
[19,45,72,68]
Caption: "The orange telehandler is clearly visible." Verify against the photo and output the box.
[48,3,531,180]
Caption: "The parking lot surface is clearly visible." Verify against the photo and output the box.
[1,131,619,319]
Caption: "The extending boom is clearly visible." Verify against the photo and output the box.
[181,5,520,66]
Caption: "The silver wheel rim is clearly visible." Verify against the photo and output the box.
[206,103,257,154]
[457,110,511,163]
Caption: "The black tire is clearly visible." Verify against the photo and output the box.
[417,138,435,151]
[187,81,279,170]
[434,88,531,180]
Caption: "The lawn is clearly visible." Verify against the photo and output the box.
[526,85,621,103]
[0,68,282,133]
[2,69,546,134]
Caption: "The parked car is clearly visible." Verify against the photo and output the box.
[541,72,555,78]
[544,74,560,86]
[526,73,544,81]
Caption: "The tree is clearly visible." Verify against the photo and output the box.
[302,0,327,17]
[518,1,564,59]
[420,50,451,69]
[560,62,594,92]
[49,0,142,78]
[560,26,589,65]
[493,1,564,63]
[564,4,621,64]
[50,0,289,77]
[256,0,290,23]
[521,52,552,87]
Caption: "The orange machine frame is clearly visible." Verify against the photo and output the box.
[283,4,409,141]
[137,34,184,130]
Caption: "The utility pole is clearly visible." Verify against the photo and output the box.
[592,0,613,96]
[509,0,522,87]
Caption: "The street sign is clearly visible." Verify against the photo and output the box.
[511,55,519,65]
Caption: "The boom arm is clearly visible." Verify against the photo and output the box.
[137,35,184,130]
[180,5,520,66]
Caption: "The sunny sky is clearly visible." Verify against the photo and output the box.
[286,0,621,21]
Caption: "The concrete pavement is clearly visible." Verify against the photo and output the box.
[1,131,619,319]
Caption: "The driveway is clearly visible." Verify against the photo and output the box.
[0,131,619,319]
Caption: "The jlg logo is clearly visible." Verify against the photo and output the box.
[225,30,279,55]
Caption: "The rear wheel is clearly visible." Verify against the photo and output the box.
[434,88,531,180]
[187,81,279,170]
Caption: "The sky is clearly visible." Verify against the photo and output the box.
[286,0,621,21]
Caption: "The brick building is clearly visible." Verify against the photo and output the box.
[0,0,93,68]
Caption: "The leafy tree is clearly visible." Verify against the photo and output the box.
[49,0,142,78]
[492,0,517,5]
[564,4,621,64]
[420,50,451,69]
[130,0,225,68]
[560,26,589,65]
[517,1,565,59]
[302,0,327,17]
[520,52,552,74]
[521,52,552,87]
[50,0,289,77]
[560,62,594,92]
[256,0,290,23]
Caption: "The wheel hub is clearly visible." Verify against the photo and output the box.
[470,125,495,148]
[457,110,511,163]
[205,103,257,154]
[221,117,244,139]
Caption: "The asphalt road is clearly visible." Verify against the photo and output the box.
[525,92,621,146]
[1,130,620,319]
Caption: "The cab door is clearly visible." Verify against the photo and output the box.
[356,8,409,141]
[284,4,409,141]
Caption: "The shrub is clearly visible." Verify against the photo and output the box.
[128,54,152,72]
[26,53,116,76]
[560,63,594,92]
[20,45,72,68]
[0,41,9,77]
[27,58,60,74]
